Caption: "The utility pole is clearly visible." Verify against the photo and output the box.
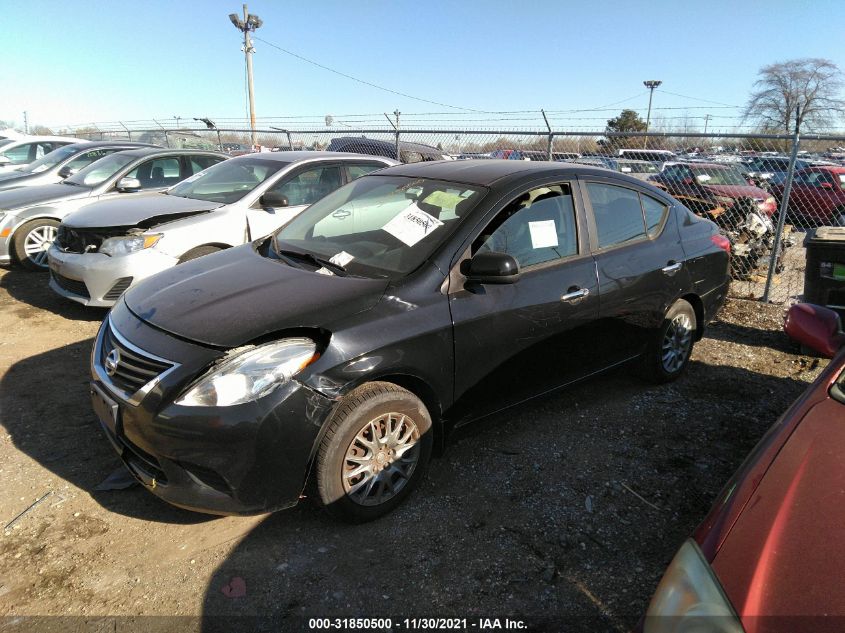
[642,80,662,148]
[229,5,262,147]
[703,113,711,135]
[22,111,28,134]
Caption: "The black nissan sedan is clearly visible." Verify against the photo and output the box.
[90,160,730,521]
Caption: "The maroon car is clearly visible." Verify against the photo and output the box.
[643,303,845,633]
[771,166,845,226]
[650,162,777,217]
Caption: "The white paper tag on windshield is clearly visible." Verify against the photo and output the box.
[329,251,354,267]
[315,267,334,276]
[382,203,444,247]
[528,220,559,249]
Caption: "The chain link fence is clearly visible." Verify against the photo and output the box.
[60,124,845,306]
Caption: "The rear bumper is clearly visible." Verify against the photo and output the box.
[48,246,178,307]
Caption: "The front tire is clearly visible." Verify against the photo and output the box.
[641,299,697,384]
[177,245,222,264]
[12,219,60,271]
[315,382,433,522]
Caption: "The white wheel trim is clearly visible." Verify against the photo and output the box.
[23,225,58,267]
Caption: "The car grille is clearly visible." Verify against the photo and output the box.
[100,321,174,398]
[56,226,126,254]
[103,277,133,301]
[51,271,90,298]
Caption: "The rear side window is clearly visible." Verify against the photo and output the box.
[189,155,223,173]
[641,194,668,237]
[588,183,646,248]
[475,184,578,268]
[347,163,384,180]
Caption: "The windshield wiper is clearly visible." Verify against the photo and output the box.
[276,248,348,276]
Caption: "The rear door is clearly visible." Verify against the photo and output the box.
[580,178,688,362]
[448,180,600,421]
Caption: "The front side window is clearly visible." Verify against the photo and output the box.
[166,157,287,204]
[268,165,343,206]
[588,183,647,249]
[65,148,121,173]
[125,157,182,188]
[475,184,578,268]
[65,153,138,187]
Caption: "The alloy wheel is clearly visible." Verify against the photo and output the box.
[661,313,693,374]
[342,412,421,506]
[23,225,58,268]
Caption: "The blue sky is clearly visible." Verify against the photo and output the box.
[1,0,843,131]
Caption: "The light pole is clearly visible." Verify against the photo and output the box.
[229,5,262,147]
[643,80,662,148]
[703,113,711,135]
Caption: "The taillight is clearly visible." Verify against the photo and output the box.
[710,234,731,254]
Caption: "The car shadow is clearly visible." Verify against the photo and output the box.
[0,337,210,524]
[0,266,108,322]
[704,318,797,352]
[196,361,816,631]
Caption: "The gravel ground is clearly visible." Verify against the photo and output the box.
[0,266,829,632]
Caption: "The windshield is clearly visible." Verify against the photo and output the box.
[273,175,485,278]
[18,145,79,174]
[166,157,287,203]
[65,153,137,187]
[690,166,748,186]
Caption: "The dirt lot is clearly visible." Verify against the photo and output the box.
[0,266,829,632]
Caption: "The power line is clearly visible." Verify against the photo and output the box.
[253,35,486,113]
[655,89,739,108]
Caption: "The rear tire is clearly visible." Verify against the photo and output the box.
[12,219,60,271]
[315,382,433,523]
[640,299,697,384]
[177,245,222,264]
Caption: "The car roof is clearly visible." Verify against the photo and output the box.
[112,147,227,158]
[229,150,395,163]
[6,135,87,143]
[375,159,650,187]
[666,161,735,169]
[63,141,158,151]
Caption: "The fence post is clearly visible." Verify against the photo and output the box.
[541,109,553,161]
[119,121,132,141]
[762,107,801,303]
[164,130,171,148]
[394,110,401,162]
[216,129,223,151]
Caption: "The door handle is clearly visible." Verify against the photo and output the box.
[561,287,590,303]
[662,261,682,276]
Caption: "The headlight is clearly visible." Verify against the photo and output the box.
[99,233,162,256]
[175,338,317,407]
[644,539,744,633]
[713,195,735,207]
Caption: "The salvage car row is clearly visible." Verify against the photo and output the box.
[4,136,845,632]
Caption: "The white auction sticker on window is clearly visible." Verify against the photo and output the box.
[329,251,354,267]
[528,220,559,248]
[382,203,444,247]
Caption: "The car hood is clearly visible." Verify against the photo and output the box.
[0,182,87,211]
[712,397,845,622]
[0,170,38,184]
[63,193,223,229]
[705,184,770,199]
[123,243,390,348]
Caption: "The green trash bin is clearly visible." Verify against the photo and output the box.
[804,226,845,320]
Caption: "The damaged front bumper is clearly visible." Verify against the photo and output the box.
[90,302,337,515]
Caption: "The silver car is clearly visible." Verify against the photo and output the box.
[0,141,156,191]
[47,151,397,307]
[0,135,86,173]
[0,148,227,270]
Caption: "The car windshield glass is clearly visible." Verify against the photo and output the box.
[690,167,748,186]
[273,175,485,278]
[65,153,138,187]
[18,145,79,174]
[166,157,287,203]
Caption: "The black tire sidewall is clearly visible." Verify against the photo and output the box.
[317,384,433,522]
[177,245,221,264]
[13,219,60,271]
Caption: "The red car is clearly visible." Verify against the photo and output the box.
[649,162,777,217]
[643,303,845,633]
[771,166,845,226]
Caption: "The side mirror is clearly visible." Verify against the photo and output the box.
[116,176,142,193]
[57,165,78,179]
[260,191,289,208]
[460,251,520,284]
[0,156,10,166]
[784,303,845,358]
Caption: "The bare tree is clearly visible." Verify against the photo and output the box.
[743,58,845,134]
